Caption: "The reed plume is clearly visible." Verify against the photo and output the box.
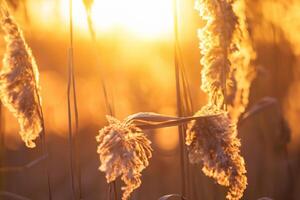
[192,0,247,199]
[228,0,256,122]
[96,115,152,200]
[0,7,42,148]
[186,105,247,200]
[196,0,237,108]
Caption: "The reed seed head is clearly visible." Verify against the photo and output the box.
[96,115,152,200]
[186,105,247,200]
[0,8,42,148]
[196,0,238,108]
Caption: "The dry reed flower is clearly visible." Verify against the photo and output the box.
[194,0,247,199]
[186,105,247,200]
[0,8,42,148]
[196,0,238,108]
[228,0,256,122]
[96,115,152,200]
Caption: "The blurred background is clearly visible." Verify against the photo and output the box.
[0,0,300,199]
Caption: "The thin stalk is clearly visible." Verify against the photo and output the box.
[67,48,77,199]
[100,78,114,118]
[71,38,83,200]
[39,119,52,200]
[68,0,82,198]
[173,0,187,198]
[106,85,117,200]
[32,69,52,200]
[31,44,53,200]
[88,24,117,200]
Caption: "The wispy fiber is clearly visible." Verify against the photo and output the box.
[0,7,42,148]
[186,105,247,200]
[97,115,152,200]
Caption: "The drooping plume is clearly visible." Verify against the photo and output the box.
[96,115,152,200]
[196,0,237,108]
[190,0,247,199]
[228,0,256,122]
[186,105,247,200]
[0,8,42,148]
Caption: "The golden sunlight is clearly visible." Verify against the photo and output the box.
[60,0,174,38]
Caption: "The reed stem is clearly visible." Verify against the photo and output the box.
[68,0,82,198]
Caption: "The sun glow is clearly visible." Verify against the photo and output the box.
[59,0,174,38]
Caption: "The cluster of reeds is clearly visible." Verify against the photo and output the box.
[0,0,256,199]
[95,0,255,199]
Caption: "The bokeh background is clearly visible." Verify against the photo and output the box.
[0,0,300,199]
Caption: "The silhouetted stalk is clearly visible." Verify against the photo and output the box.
[38,113,52,200]
[87,22,117,200]
[31,68,52,200]
[173,0,192,198]
[30,31,52,200]
[71,33,82,200]
[67,48,77,199]
[68,0,82,198]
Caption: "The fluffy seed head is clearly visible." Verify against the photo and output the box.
[96,115,152,200]
[196,0,238,108]
[0,8,42,148]
[186,105,247,200]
